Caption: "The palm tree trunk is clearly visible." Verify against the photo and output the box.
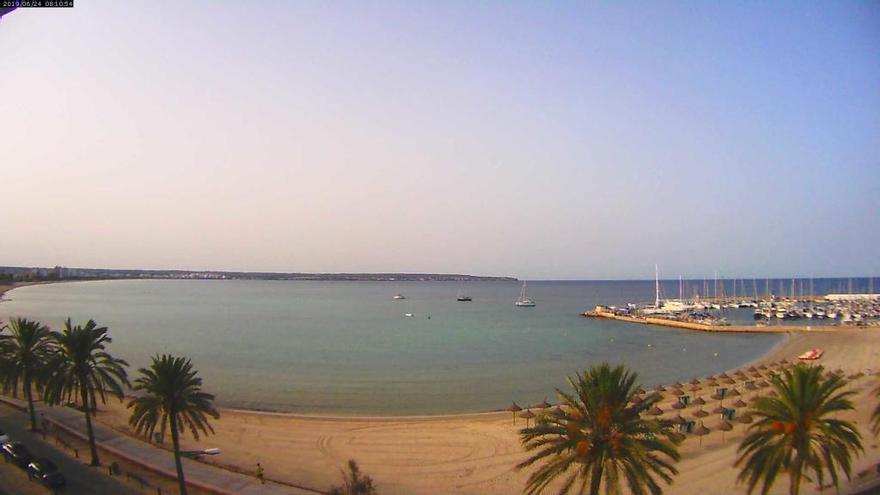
[80,382,100,466]
[790,470,801,495]
[170,414,188,495]
[24,370,37,431]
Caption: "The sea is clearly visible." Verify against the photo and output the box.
[0,278,862,415]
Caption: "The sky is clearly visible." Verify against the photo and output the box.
[0,1,878,280]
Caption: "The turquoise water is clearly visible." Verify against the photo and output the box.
[0,280,782,415]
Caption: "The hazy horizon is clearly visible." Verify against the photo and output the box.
[2,1,878,280]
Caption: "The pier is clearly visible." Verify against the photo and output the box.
[583,308,842,334]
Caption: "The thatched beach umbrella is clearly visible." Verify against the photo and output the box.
[690,378,701,385]
[758,364,767,371]
[848,372,864,380]
[692,396,706,405]
[552,406,565,416]
[733,399,747,408]
[712,405,726,414]
[672,414,688,426]
[655,385,667,392]
[719,372,730,379]
[737,413,754,424]
[756,380,769,388]
[744,382,757,391]
[693,408,709,418]
[727,388,741,397]
[671,401,685,410]
[537,398,552,409]
[507,402,522,424]
[672,388,685,396]
[519,409,536,427]
[718,420,734,442]
[748,366,758,372]
[648,406,663,416]
[688,384,700,392]
[694,423,711,446]
[767,390,778,397]
[723,378,736,385]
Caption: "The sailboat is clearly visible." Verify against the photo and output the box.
[515,282,536,307]
[456,292,472,302]
[393,284,405,300]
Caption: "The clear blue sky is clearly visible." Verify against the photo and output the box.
[1,1,878,279]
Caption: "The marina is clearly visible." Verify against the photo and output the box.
[585,270,880,332]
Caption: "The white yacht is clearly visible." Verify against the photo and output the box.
[515,282,536,307]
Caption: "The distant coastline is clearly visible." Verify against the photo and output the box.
[0,265,517,283]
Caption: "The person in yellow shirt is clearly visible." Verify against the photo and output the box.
[256,463,265,484]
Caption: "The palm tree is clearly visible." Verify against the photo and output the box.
[328,459,379,495]
[41,318,129,466]
[517,363,681,495]
[0,318,54,430]
[128,354,219,495]
[736,364,862,495]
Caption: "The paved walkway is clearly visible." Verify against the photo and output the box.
[1,396,318,495]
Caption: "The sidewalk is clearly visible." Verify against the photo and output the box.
[1,396,319,495]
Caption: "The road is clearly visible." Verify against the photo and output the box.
[0,404,141,495]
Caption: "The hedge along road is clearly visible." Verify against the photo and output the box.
[0,403,140,495]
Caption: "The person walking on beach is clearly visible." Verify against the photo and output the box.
[256,463,265,484]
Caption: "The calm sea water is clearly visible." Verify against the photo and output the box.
[0,279,795,415]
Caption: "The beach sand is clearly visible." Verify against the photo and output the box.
[86,328,880,495]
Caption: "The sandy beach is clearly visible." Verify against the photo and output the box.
[80,328,880,495]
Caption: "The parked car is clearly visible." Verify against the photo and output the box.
[0,429,9,444]
[1,441,33,468]
[27,458,66,489]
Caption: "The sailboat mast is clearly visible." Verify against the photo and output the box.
[679,275,682,301]
[655,264,660,307]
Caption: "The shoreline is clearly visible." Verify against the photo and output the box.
[585,309,853,333]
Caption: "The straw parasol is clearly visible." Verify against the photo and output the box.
[737,413,754,424]
[648,406,664,416]
[693,408,709,418]
[758,364,767,370]
[537,398,552,409]
[756,380,769,388]
[552,406,565,416]
[767,390,778,397]
[672,414,688,426]
[519,409,536,427]
[718,420,734,442]
[690,378,701,385]
[744,382,757,391]
[671,401,685,410]
[694,423,711,446]
[723,378,736,385]
[507,402,522,424]
[727,388,741,397]
[719,372,730,379]
[655,385,667,392]
[848,372,864,380]
[748,366,758,372]
[674,382,684,389]
[688,385,700,392]
[692,396,706,405]
[712,405,726,414]
[733,399,747,408]
[672,388,685,396]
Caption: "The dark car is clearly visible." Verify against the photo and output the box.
[1,441,33,468]
[27,458,66,489]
